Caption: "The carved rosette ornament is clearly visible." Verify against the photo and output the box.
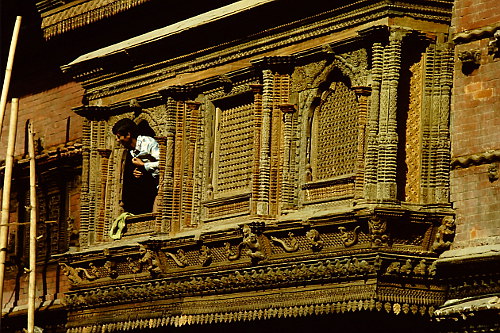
[368,216,389,247]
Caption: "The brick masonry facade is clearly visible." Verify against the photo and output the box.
[449,0,500,250]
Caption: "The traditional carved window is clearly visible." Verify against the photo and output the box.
[118,120,158,215]
[214,103,254,195]
[204,92,255,220]
[311,79,358,180]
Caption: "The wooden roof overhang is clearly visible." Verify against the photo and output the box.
[59,0,454,103]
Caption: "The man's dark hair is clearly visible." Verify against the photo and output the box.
[112,118,138,138]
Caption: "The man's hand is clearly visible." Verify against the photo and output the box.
[132,157,145,167]
[133,168,143,178]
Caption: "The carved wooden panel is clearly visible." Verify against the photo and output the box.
[215,102,254,195]
[314,81,358,180]
[404,54,424,203]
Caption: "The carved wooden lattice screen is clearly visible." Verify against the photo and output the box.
[215,103,254,195]
[315,81,358,180]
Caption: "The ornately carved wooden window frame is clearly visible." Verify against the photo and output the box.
[302,70,361,204]
[202,89,257,222]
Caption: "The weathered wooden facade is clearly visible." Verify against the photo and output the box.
[54,0,456,332]
[2,0,498,332]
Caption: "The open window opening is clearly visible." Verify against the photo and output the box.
[119,120,158,215]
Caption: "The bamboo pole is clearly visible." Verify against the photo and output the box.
[0,98,19,318]
[0,16,22,138]
[27,120,37,333]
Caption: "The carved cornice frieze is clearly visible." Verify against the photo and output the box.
[453,23,500,44]
[251,56,296,74]
[67,297,442,333]
[72,105,112,120]
[158,84,199,101]
[451,150,500,169]
[64,254,441,311]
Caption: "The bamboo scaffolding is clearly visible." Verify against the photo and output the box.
[27,120,37,333]
[0,98,19,318]
[0,16,22,138]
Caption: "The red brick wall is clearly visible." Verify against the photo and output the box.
[0,81,84,158]
[449,0,500,249]
[0,81,83,314]
[452,0,500,33]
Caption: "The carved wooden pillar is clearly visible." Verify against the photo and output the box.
[435,45,453,204]
[376,30,406,201]
[155,136,167,232]
[257,68,273,215]
[364,42,383,200]
[421,43,453,204]
[250,84,263,215]
[159,86,199,234]
[183,101,201,228]
[80,119,91,246]
[279,103,296,210]
[353,87,371,199]
[96,148,111,242]
[252,56,294,216]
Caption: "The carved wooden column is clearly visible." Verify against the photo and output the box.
[364,42,383,200]
[96,148,111,242]
[376,29,407,201]
[250,84,263,215]
[279,103,296,210]
[257,68,273,215]
[159,86,199,233]
[353,87,371,199]
[435,45,453,204]
[421,43,453,204]
[154,135,167,232]
[183,101,201,228]
[252,56,294,216]
[79,118,91,246]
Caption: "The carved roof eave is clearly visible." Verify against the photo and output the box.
[60,0,278,78]
[60,0,453,92]
[0,142,82,173]
[37,0,154,40]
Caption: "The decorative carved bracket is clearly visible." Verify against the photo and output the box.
[166,249,189,267]
[458,50,481,74]
[368,216,389,247]
[488,29,500,57]
[432,216,455,253]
